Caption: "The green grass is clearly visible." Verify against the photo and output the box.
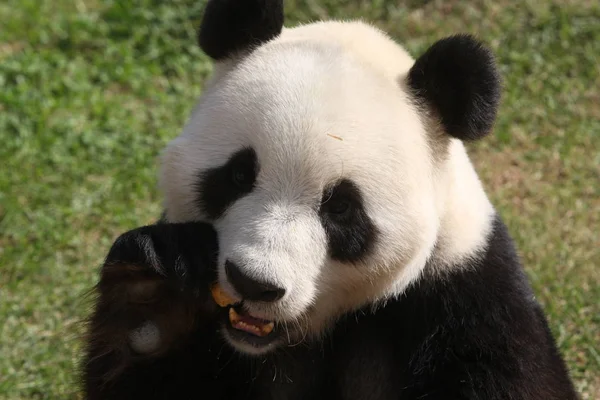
[0,0,598,398]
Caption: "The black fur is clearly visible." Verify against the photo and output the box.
[83,216,577,399]
[407,34,501,141]
[319,179,378,263]
[83,222,220,398]
[101,222,218,286]
[330,216,577,399]
[198,0,284,60]
[196,147,258,220]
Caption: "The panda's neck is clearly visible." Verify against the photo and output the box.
[429,140,496,270]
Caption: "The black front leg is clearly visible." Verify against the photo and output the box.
[82,222,229,399]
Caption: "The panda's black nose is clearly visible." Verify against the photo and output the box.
[225,260,285,302]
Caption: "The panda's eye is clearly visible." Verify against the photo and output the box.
[323,197,351,215]
[321,183,354,217]
[229,153,257,190]
[231,165,254,188]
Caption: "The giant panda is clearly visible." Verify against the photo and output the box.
[82,0,578,399]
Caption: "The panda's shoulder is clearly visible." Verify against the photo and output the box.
[327,216,572,395]
[333,216,530,349]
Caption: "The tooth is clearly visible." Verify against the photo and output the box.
[261,322,274,335]
[237,321,259,334]
[229,307,241,324]
[228,310,275,337]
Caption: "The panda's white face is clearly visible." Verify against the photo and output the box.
[159,20,497,355]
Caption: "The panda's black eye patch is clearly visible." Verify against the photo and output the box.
[319,179,377,263]
[197,147,258,220]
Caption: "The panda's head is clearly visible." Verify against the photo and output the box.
[160,0,500,355]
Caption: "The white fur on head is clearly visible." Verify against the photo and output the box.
[159,21,494,348]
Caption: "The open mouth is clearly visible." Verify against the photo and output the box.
[212,283,280,349]
[228,307,274,337]
[221,304,280,349]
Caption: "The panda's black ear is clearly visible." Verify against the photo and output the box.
[198,0,284,60]
[407,34,501,141]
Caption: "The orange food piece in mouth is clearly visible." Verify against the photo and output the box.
[210,283,236,307]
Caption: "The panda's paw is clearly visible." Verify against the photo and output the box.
[86,222,219,360]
